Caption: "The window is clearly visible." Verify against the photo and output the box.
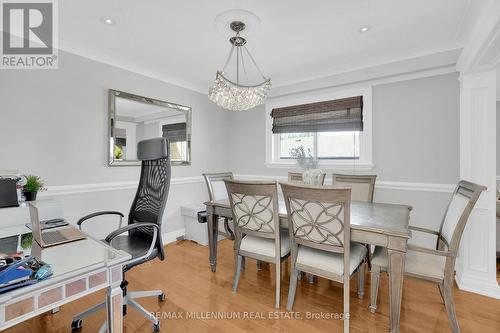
[266,87,372,169]
[279,131,359,160]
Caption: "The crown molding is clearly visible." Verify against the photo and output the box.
[270,48,461,97]
[58,46,207,95]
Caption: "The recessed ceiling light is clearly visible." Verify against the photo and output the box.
[100,16,115,26]
[358,26,371,33]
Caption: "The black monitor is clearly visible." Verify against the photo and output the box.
[0,179,19,208]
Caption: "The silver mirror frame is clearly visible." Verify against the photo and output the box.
[108,89,192,166]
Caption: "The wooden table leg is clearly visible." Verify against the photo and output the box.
[207,211,219,272]
[106,284,123,333]
[387,238,407,333]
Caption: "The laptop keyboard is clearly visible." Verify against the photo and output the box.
[42,231,68,244]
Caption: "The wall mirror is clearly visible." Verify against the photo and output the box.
[108,89,192,166]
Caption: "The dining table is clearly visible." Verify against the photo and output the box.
[205,197,412,333]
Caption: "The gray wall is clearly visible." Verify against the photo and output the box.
[497,101,500,180]
[228,73,460,184]
[0,50,230,186]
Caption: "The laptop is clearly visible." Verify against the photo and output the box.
[28,202,86,248]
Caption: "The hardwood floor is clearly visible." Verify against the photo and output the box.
[4,239,500,333]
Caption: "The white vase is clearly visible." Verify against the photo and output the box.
[302,169,323,185]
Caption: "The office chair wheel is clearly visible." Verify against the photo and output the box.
[158,292,166,302]
[71,319,82,330]
[153,322,161,332]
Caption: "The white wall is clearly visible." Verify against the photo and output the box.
[0,50,230,237]
[227,73,460,242]
[0,53,461,247]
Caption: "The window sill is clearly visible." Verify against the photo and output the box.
[265,161,374,171]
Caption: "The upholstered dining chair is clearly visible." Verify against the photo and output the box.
[369,180,486,333]
[224,179,290,308]
[332,174,377,269]
[203,172,235,240]
[73,138,171,332]
[332,174,377,202]
[288,171,326,185]
[281,182,367,333]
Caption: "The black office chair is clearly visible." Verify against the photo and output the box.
[71,138,171,332]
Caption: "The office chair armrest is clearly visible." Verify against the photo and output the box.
[105,222,160,266]
[407,244,455,257]
[77,211,124,230]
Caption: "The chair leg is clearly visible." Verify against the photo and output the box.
[128,298,159,325]
[357,262,365,299]
[286,268,299,311]
[98,321,107,333]
[275,260,281,308]
[297,271,304,280]
[232,255,243,293]
[343,278,350,333]
[72,301,106,322]
[307,273,316,284]
[442,278,461,333]
[128,290,163,300]
[223,218,235,240]
[366,244,372,270]
[241,256,246,272]
[369,265,381,313]
[438,282,445,304]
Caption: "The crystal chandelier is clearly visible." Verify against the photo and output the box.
[208,21,271,111]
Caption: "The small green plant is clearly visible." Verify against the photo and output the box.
[115,145,123,159]
[23,175,46,193]
[290,145,318,170]
[20,233,33,250]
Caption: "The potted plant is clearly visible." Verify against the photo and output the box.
[290,146,323,185]
[22,175,46,201]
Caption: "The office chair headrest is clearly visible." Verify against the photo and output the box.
[137,138,169,161]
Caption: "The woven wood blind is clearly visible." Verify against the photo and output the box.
[271,96,363,133]
[162,123,186,143]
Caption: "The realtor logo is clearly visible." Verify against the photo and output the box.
[1,0,58,69]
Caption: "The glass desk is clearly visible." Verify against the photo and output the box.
[0,225,131,332]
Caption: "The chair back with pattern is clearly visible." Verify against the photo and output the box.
[224,180,280,241]
[438,180,486,254]
[128,138,171,261]
[281,182,351,256]
[203,172,234,201]
[332,174,377,203]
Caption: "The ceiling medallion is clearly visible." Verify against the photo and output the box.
[208,20,271,111]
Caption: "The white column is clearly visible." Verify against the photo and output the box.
[456,69,500,299]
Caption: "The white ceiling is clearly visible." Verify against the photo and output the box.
[59,0,471,93]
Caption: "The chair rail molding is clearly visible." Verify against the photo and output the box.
[39,176,205,197]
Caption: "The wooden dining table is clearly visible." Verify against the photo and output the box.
[205,198,412,333]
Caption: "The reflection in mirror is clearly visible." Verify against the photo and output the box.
[109,90,191,166]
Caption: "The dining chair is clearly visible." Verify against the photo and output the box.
[281,182,367,333]
[332,173,377,202]
[332,174,377,268]
[203,172,235,240]
[369,180,486,333]
[224,179,290,308]
[288,171,326,185]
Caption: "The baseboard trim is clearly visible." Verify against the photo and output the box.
[162,228,186,245]
[455,274,500,300]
